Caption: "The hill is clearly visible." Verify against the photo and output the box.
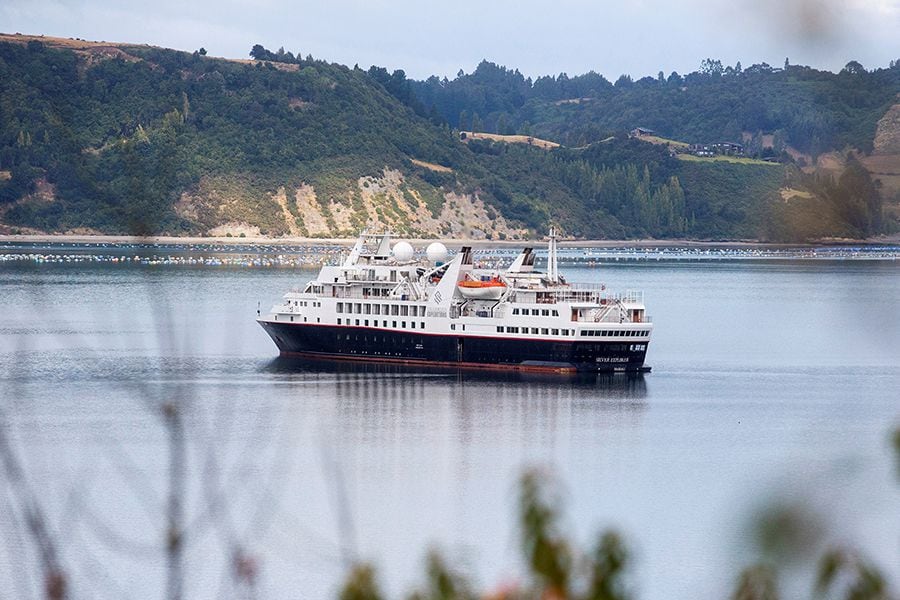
[409,59,900,157]
[0,35,895,241]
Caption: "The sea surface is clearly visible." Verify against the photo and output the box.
[0,247,898,599]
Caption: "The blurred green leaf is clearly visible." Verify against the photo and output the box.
[585,531,630,600]
[519,469,572,597]
[816,549,888,600]
[751,501,823,564]
[340,563,384,600]
[407,550,474,600]
[732,564,778,600]
[892,428,900,479]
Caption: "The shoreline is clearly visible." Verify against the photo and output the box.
[1,233,899,249]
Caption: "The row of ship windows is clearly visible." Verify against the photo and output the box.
[276,315,320,322]
[497,326,573,336]
[337,334,420,349]
[336,302,426,317]
[578,343,646,352]
[511,308,560,317]
[291,301,321,308]
[337,318,425,329]
[581,330,645,337]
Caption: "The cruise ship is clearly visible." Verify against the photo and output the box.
[258,230,652,373]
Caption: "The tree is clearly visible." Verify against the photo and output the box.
[428,104,444,127]
[471,112,483,133]
[198,47,207,56]
[614,74,632,88]
[836,156,882,234]
[496,113,509,135]
[700,58,724,76]
[249,44,269,60]
[842,60,865,75]
[458,110,469,131]
[723,119,741,143]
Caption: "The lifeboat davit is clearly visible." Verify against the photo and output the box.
[458,276,507,300]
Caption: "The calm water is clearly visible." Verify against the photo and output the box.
[0,254,898,599]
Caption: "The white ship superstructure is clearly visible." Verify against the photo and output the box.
[258,230,652,372]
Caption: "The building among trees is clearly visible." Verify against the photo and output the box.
[629,127,656,138]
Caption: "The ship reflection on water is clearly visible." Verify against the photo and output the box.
[263,355,648,447]
[265,355,648,396]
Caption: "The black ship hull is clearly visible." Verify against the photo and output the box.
[259,321,650,373]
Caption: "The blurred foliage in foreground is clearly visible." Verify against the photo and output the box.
[341,469,633,600]
[340,436,898,600]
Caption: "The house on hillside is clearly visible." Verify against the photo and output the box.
[688,141,744,157]
[710,142,744,155]
[629,127,656,138]
[688,143,714,157]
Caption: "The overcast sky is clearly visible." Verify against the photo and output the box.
[2,0,898,80]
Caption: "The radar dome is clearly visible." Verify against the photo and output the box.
[392,241,414,262]
[426,242,448,264]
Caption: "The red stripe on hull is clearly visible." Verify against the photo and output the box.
[279,351,580,374]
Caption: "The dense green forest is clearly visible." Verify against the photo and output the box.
[0,37,895,240]
[406,59,900,156]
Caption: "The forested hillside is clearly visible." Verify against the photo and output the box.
[408,59,900,156]
[0,34,896,241]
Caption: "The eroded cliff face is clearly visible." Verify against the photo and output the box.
[176,168,527,239]
[873,102,900,155]
[862,102,900,196]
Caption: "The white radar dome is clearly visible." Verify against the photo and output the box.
[426,242,448,264]
[392,241,415,262]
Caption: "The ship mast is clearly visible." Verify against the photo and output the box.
[547,226,559,283]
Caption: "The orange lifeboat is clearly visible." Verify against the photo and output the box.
[458,276,507,300]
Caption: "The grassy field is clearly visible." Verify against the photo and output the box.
[0,32,301,71]
[409,159,453,173]
[780,187,815,201]
[0,32,130,49]
[677,153,779,166]
[636,134,689,148]
[460,131,560,149]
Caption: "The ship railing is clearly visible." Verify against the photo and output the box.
[333,289,376,299]
[516,286,644,305]
[331,288,413,300]
[343,273,393,283]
